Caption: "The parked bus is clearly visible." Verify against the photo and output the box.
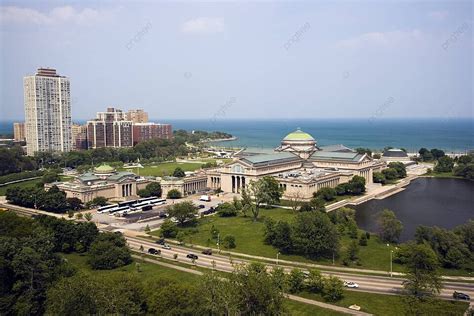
[108,205,130,215]
[118,200,137,207]
[137,196,159,203]
[97,204,118,214]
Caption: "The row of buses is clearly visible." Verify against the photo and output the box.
[97,196,166,217]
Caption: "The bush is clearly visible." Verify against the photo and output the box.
[223,235,236,249]
[160,219,178,238]
[314,187,336,201]
[172,167,185,177]
[167,189,182,199]
[359,233,368,246]
[322,276,344,302]
[288,269,305,293]
[41,172,60,184]
[216,202,238,217]
[373,172,386,184]
[299,202,313,212]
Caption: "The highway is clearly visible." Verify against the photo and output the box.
[126,236,474,301]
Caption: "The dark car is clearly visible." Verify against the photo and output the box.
[198,204,206,209]
[158,212,168,218]
[155,238,165,245]
[208,207,216,213]
[202,210,211,215]
[148,248,161,255]
[186,253,198,260]
[453,291,470,300]
[202,249,213,255]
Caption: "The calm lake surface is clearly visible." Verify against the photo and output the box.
[353,178,474,242]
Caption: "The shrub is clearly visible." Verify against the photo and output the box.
[167,189,182,199]
[288,269,305,293]
[216,202,238,217]
[223,235,236,249]
[314,187,336,201]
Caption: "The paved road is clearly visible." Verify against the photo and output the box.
[126,236,474,301]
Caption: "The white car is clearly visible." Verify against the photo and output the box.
[162,244,171,250]
[344,281,359,288]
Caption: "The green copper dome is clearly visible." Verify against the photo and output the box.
[94,164,115,173]
[283,128,315,141]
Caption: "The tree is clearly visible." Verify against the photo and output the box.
[223,235,236,249]
[88,232,132,270]
[388,162,407,178]
[240,187,252,217]
[216,202,238,217]
[322,276,344,302]
[139,182,162,198]
[382,168,399,180]
[347,175,366,195]
[172,167,185,177]
[298,202,313,212]
[430,148,445,160]
[84,212,93,222]
[288,268,305,293]
[67,197,83,211]
[378,209,403,243]
[144,225,151,234]
[292,211,340,259]
[314,187,336,201]
[401,242,442,298]
[199,272,239,315]
[75,213,83,220]
[306,269,325,293]
[167,201,198,225]
[286,191,303,212]
[166,189,182,199]
[434,156,454,173]
[230,262,286,315]
[87,196,108,208]
[346,240,359,262]
[41,171,60,184]
[373,172,386,184]
[246,177,283,221]
[359,233,368,246]
[309,196,326,212]
[160,219,178,238]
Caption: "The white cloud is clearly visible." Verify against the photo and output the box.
[428,10,449,21]
[337,30,423,49]
[0,5,103,25]
[181,17,225,34]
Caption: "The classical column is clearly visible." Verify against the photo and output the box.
[231,176,235,193]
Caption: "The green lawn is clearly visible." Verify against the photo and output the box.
[0,176,73,196]
[120,162,205,177]
[298,290,468,316]
[62,253,346,315]
[152,208,470,275]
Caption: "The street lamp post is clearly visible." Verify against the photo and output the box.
[390,250,393,277]
[276,252,280,266]
[217,233,220,253]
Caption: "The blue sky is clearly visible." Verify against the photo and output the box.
[0,0,472,121]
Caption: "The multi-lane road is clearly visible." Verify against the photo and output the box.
[126,236,474,301]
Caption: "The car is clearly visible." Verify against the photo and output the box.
[453,291,470,300]
[343,281,359,288]
[202,210,211,215]
[186,253,198,260]
[202,249,213,255]
[158,212,168,218]
[198,204,206,209]
[302,271,310,278]
[162,244,171,250]
[155,238,165,245]
[148,248,161,255]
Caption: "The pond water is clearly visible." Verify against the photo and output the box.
[353,178,474,242]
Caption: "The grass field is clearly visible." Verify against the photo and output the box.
[298,290,468,316]
[152,208,473,276]
[0,176,72,196]
[120,162,206,177]
[151,207,410,272]
[62,253,346,315]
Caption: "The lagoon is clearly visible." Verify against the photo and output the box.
[353,178,474,242]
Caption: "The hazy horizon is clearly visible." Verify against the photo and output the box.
[1,1,472,121]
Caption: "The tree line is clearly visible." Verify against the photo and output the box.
[0,211,132,315]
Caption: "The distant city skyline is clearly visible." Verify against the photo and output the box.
[0,1,472,121]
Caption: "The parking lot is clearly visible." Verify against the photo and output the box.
[90,194,228,231]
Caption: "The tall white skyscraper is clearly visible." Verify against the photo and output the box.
[24,68,72,156]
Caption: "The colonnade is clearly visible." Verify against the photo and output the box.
[122,183,133,197]
[231,175,246,193]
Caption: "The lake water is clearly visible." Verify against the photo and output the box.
[353,178,474,242]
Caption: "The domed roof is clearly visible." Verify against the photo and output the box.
[94,164,115,173]
[283,128,315,142]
